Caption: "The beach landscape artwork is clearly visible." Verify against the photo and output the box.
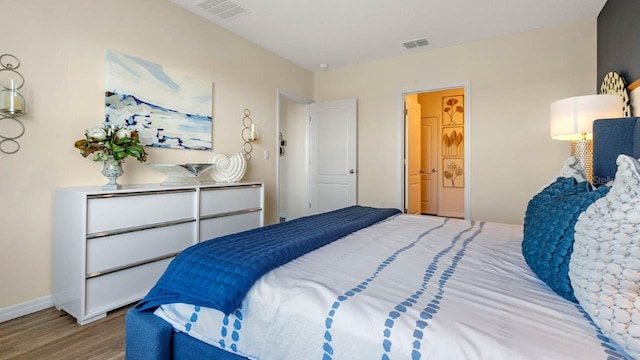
[105,50,212,150]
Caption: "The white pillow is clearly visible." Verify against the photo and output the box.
[557,156,588,183]
[569,154,640,358]
[540,156,587,191]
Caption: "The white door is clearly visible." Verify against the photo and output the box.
[405,94,421,214]
[309,99,357,214]
[421,116,438,215]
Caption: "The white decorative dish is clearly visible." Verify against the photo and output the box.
[147,163,215,185]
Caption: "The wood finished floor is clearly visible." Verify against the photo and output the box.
[0,306,129,360]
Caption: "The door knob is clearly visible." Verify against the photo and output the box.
[349,169,356,174]
[431,169,437,173]
[419,169,425,174]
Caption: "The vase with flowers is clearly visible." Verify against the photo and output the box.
[74,124,148,189]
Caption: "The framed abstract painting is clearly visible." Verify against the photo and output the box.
[105,50,213,150]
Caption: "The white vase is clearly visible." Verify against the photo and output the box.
[102,156,123,190]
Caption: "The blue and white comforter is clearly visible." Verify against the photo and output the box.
[138,206,400,315]
[155,215,630,360]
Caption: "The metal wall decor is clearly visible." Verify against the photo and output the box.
[443,158,464,188]
[241,108,257,160]
[439,92,465,188]
[0,54,27,154]
[442,127,464,157]
[279,132,287,156]
[442,95,464,125]
[600,71,632,117]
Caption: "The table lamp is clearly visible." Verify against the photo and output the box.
[550,94,624,183]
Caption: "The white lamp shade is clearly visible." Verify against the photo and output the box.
[550,94,623,140]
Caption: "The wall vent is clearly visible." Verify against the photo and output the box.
[197,0,249,21]
[402,37,430,49]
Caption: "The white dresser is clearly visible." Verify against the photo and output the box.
[53,182,263,324]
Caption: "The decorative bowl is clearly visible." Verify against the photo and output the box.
[147,163,215,185]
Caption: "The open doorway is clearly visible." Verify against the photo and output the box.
[401,84,470,219]
[277,90,311,223]
[276,91,359,222]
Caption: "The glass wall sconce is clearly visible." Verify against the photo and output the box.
[241,108,257,160]
[0,54,27,154]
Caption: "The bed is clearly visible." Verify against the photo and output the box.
[126,117,640,360]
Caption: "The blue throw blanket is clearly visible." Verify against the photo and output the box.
[136,206,401,315]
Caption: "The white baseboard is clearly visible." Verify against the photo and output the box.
[0,295,54,323]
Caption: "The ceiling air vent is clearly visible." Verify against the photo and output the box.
[402,37,430,50]
[197,0,249,20]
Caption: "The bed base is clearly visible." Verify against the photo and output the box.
[125,309,249,360]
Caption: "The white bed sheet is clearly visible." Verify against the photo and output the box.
[155,215,630,360]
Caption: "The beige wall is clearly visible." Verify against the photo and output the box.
[314,20,597,224]
[0,0,313,309]
[0,3,598,312]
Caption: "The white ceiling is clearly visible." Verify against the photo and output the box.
[171,0,608,71]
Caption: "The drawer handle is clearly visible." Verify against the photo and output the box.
[87,188,196,199]
[199,207,262,221]
[86,252,180,279]
[87,218,196,239]
[200,184,263,191]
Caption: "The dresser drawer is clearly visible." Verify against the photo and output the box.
[86,221,195,275]
[85,257,172,316]
[200,186,262,217]
[87,190,196,234]
[200,211,262,241]
[54,182,262,325]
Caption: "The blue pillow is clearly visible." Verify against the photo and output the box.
[522,177,609,302]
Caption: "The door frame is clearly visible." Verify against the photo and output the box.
[398,81,471,219]
[404,94,422,214]
[276,89,312,221]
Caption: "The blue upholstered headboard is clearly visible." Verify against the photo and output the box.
[593,117,640,186]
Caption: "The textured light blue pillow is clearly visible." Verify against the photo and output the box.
[522,177,610,302]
